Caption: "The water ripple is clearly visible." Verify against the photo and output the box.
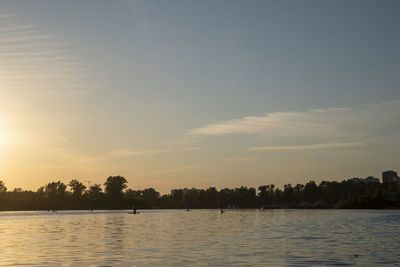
[0,209,399,266]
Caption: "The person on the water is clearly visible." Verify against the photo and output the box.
[133,205,137,214]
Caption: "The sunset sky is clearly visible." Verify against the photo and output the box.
[1,0,400,193]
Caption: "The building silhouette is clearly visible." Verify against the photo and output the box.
[382,170,399,183]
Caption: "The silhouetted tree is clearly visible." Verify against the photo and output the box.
[258,184,275,206]
[205,187,218,208]
[69,179,86,198]
[0,180,6,210]
[0,180,7,192]
[44,181,68,209]
[87,184,104,209]
[283,184,295,205]
[0,176,399,210]
[67,179,87,209]
[258,185,268,205]
[141,188,160,208]
[294,184,304,204]
[219,188,233,208]
[303,181,319,203]
[104,176,127,208]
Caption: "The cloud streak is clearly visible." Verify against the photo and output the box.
[0,14,14,19]
[0,25,35,31]
[186,100,400,155]
[187,109,346,137]
[0,15,86,98]
[223,157,257,162]
[109,147,202,157]
[248,142,365,151]
[187,101,400,138]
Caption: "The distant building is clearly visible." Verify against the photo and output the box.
[382,170,398,183]
[364,176,379,183]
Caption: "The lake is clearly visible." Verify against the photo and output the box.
[0,209,399,266]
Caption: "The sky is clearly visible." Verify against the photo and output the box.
[0,0,399,193]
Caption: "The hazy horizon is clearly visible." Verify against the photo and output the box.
[1,0,400,194]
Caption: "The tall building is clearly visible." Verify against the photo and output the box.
[382,170,398,183]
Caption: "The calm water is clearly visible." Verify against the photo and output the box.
[0,209,399,266]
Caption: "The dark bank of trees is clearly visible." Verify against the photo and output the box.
[0,176,399,211]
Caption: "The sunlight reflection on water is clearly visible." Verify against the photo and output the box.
[0,209,399,266]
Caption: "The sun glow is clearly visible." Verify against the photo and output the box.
[0,129,7,165]
[0,128,8,149]
[0,131,3,147]
[0,118,13,148]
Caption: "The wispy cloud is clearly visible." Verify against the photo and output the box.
[0,15,86,99]
[146,164,206,175]
[248,142,365,151]
[187,109,344,137]
[109,147,202,157]
[223,157,258,162]
[0,25,35,31]
[0,14,14,19]
[188,115,275,136]
[187,101,400,139]
[185,100,400,156]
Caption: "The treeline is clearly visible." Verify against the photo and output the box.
[0,176,399,211]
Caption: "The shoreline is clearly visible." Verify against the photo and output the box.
[1,207,400,212]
